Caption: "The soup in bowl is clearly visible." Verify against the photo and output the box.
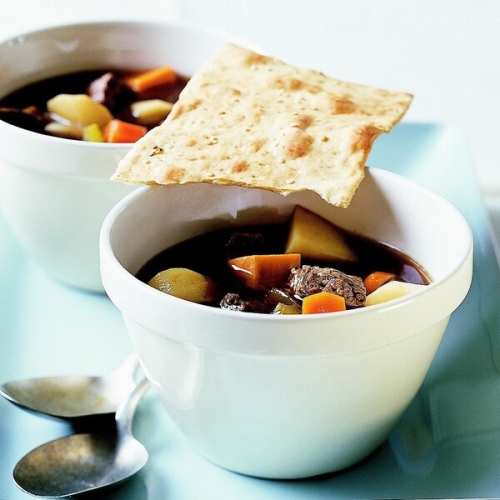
[100,167,472,478]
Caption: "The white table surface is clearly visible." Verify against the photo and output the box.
[1,0,499,252]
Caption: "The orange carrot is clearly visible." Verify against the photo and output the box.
[302,291,346,314]
[126,67,177,92]
[103,119,147,143]
[364,271,396,295]
[228,254,301,290]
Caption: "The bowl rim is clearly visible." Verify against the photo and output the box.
[0,18,261,149]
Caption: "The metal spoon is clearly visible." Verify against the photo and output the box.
[0,353,139,427]
[13,377,150,498]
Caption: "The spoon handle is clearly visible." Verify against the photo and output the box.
[116,377,150,435]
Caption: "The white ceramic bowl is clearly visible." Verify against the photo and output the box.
[100,168,473,478]
[0,20,254,292]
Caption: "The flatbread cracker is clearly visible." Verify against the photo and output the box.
[112,44,412,207]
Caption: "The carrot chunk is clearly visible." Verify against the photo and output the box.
[126,67,177,92]
[302,291,346,314]
[363,271,396,294]
[228,254,301,290]
[103,119,147,143]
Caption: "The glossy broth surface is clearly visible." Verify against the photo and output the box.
[137,220,430,311]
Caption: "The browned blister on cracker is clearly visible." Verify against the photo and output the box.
[112,44,412,208]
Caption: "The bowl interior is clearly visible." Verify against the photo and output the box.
[100,167,473,354]
[108,168,471,283]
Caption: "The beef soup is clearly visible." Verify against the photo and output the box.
[139,205,431,314]
[0,68,189,141]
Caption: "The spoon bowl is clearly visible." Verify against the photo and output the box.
[13,377,150,497]
[0,354,138,427]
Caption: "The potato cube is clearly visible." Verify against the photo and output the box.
[47,94,113,127]
[285,206,357,263]
[365,280,425,306]
[148,268,217,304]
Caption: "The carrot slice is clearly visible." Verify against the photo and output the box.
[228,254,300,290]
[302,291,346,314]
[126,67,177,92]
[103,119,147,143]
[363,271,396,295]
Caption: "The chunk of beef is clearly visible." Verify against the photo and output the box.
[0,107,46,133]
[220,292,271,313]
[288,265,366,308]
[87,72,136,113]
[225,232,266,260]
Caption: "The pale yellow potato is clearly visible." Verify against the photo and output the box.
[131,99,173,126]
[47,94,113,127]
[285,206,357,263]
[44,122,83,140]
[365,281,425,306]
[148,267,217,304]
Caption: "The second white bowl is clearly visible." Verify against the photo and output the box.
[0,20,256,292]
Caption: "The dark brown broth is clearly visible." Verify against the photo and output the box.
[0,68,189,133]
[137,220,430,308]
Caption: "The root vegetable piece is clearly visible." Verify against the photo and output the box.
[148,267,217,304]
[44,122,83,140]
[365,280,425,306]
[285,206,357,263]
[47,94,113,127]
[103,119,147,143]
[126,67,177,93]
[302,291,346,314]
[228,253,301,290]
[131,99,173,126]
[363,271,396,294]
